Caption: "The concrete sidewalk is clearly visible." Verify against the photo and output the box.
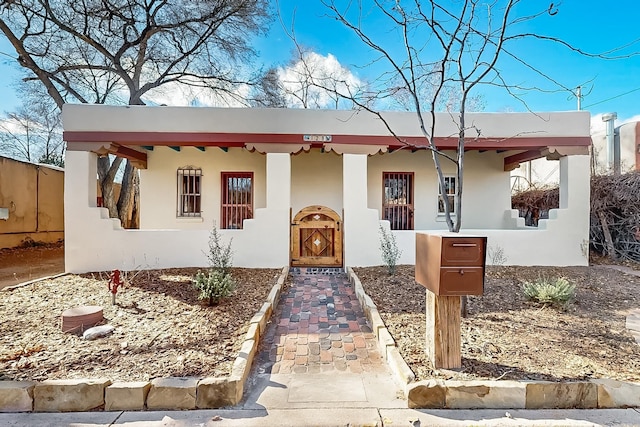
[1,408,639,426]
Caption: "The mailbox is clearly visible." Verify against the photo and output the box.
[415,233,487,296]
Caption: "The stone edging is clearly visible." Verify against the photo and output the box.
[0,266,289,413]
[345,267,640,410]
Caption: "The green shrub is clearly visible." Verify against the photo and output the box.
[205,223,233,276]
[523,276,575,309]
[193,269,235,306]
[193,223,235,305]
[379,225,402,275]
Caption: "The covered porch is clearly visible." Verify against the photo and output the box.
[62,105,591,273]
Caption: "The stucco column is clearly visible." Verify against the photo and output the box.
[342,154,380,267]
[559,155,590,211]
[558,154,591,262]
[266,153,291,209]
[65,150,98,209]
[64,150,99,272]
[255,152,291,266]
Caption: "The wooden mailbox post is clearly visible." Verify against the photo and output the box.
[415,233,487,369]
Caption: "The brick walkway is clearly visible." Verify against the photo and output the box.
[256,269,386,374]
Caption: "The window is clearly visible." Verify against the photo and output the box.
[382,172,414,230]
[438,175,456,215]
[221,172,253,229]
[177,167,202,217]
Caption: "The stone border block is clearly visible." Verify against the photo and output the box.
[105,381,150,411]
[245,322,260,342]
[408,380,446,409]
[231,339,257,384]
[377,328,395,361]
[386,347,415,385]
[249,303,271,335]
[34,378,111,412]
[446,380,525,409]
[196,377,241,408]
[146,377,197,410]
[267,285,281,308]
[526,381,597,409]
[0,381,35,412]
[592,379,640,408]
[369,309,386,336]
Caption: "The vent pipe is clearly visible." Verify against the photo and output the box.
[602,113,619,175]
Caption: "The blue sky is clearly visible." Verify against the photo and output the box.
[255,1,640,122]
[1,1,639,122]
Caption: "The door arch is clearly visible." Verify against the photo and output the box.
[291,205,343,267]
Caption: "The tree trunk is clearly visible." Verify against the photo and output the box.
[598,210,618,261]
[130,171,140,229]
[117,160,137,228]
[97,155,123,220]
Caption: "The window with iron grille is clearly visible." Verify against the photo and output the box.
[177,167,202,217]
[382,172,414,230]
[221,172,253,229]
[438,175,457,215]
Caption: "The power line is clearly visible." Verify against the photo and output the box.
[583,87,640,109]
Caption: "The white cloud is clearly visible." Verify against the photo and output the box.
[144,81,251,108]
[277,51,363,109]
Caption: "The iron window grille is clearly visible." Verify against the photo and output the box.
[382,172,414,230]
[177,167,202,217]
[221,172,253,229]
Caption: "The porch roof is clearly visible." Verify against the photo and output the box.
[62,105,592,170]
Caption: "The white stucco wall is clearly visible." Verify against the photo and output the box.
[367,150,509,230]
[65,150,290,272]
[65,150,590,272]
[63,105,591,141]
[140,146,266,229]
[381,155,591,268]
[291,150,343,216]
[140,147,349,230]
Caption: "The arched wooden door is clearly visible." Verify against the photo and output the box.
[291,206,343,267]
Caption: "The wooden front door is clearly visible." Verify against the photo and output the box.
[291,206,342,267]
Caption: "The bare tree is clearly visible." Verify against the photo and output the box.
[251,67,288,108]
[305,0,630,232]
[0,83,64,166]
[253,48,369,110]
[0,0,270,225]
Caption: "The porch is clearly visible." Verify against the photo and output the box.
[62,106,591,273]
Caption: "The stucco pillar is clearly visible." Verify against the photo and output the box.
[342,154,380,267]
[266,153,291,209]
[64,150,99,272]
[559,155,590,211]
[558,154,591,263]
[256,152,291,266]
[65,150,98,209]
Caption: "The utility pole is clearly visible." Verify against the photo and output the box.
[576,86,582,110]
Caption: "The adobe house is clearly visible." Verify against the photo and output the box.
[62,105,591,273]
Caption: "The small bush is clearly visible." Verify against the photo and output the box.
[205,223,233,277]
[194,223,235,305]
[193,269,235,306]
[523,276,575,309]
[379,225,402,275]
[488,245,507,266]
